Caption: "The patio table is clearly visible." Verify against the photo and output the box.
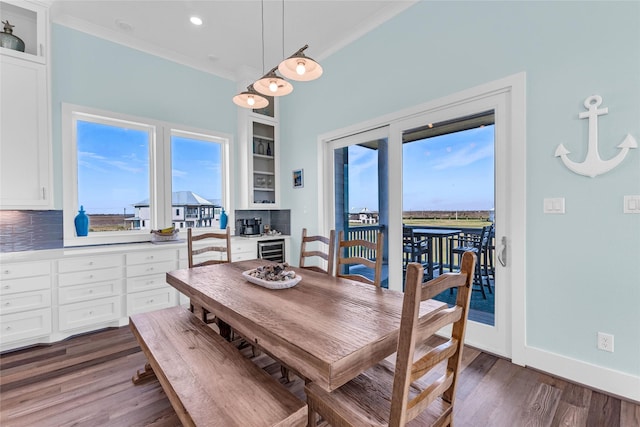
[411,228,462,277]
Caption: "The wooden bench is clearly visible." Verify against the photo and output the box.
[129,306,307,427]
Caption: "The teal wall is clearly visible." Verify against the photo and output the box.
[278,1,640,377]
[50,24,237,210]
[49,1,639,384]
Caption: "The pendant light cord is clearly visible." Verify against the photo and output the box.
[261,0,265,75]
[282,0,285,60]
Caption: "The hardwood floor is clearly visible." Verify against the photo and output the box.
[1,326,638,427]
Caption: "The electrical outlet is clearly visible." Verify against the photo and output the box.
[597,332,614,352]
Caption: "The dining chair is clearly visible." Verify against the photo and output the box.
[306,251,476,427]
[187,227,231,268]
[449,225,492,298]
[187,227,231,325]
[336,230,384,287]
[299,228,336,275]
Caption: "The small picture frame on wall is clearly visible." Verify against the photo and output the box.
[293,169,304,189]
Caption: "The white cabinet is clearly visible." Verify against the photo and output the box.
[231,239,258,262]
[239,107,280,209]
[0,259,51,349]
[0,0,51,209]
[126,249,177,315]
[57,254,124,332]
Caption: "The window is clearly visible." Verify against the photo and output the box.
[62,104,231,246]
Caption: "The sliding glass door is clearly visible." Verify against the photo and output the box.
[327,128,389,287]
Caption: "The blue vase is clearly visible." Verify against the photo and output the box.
[74,205,89,236]
[220,209,228,229]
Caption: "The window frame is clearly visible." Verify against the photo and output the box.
[62,103,232,247]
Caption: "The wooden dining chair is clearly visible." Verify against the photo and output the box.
[187,227,231,325]
[187,227,231,268]
[306,251,476,427]
[299,228,336,275]
[336,230,384,287]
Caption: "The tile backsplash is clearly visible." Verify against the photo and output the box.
[0,210,63,253]
[234,209,290,235]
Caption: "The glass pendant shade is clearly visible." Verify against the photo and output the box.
[278,46,323,81]
[233,85,269,109]
[253,69,293,97]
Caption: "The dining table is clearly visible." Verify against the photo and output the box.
[166,259,446,392]
[411,228,462,277]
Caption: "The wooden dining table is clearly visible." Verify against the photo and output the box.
[166,259,446,392]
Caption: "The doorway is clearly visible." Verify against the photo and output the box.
[321,74,525,360]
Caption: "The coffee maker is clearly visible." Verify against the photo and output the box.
[236,218,262,236]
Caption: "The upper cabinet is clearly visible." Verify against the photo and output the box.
[249,116,279,207]
[0,0,47,64]
[0,0,52,210]
[238,97,281,209]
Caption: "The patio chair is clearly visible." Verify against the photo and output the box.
[336,230,384,287]
[299,228,336,275]
[306,251,476,427]
[449,225,492,298]
[403,226,433,280]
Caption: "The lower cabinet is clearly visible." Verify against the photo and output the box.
[126,249,178,315]
[0,236,289,351]
[0,260,52,350]
[57,254,124,335]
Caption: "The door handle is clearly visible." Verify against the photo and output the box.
[497,236,507,267]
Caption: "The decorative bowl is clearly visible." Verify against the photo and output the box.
[242,269,301,290]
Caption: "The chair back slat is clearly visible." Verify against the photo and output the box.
[188,227,231,268]
[336,230,384,287]
[389,251,475,426]
[299,228,335,275]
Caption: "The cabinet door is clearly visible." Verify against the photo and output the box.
[249,117,280,208]
[0,55,51,208]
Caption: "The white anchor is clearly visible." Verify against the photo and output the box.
[555,95,637,178]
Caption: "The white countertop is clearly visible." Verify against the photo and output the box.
[0,234,290,262]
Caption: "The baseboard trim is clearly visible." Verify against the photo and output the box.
[525,345,640,403]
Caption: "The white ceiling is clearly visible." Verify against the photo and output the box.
[50,0,417,83]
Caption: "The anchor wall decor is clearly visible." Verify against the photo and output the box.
[555,95,637,178]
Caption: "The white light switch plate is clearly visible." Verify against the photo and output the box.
[543,197,565,214]
[624,195,640,214]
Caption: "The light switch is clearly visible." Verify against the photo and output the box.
[543,197,565,214]
[624,195,640,214]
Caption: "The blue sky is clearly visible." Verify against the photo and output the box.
[77,121,221,214]
[347,125,495,212]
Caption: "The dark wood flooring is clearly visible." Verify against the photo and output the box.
[1,326,638,426]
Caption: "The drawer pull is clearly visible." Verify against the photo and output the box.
[88,275,94,279]
[149,256,154,260]
[89,289,94,293]
[89,261,94,265]
[3,270,9,275]
[89,310,93,315]
[5,326,11,330]
[4,302,10,306]
[3,285,10,289]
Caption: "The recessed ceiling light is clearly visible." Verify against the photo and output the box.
[190,16,203,26]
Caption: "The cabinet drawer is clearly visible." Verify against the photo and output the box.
[127,261,176,278]
[127,273,168,292]
[58,280,123,305]
[231,241,256,255]
[0,261,50,280]
[127,250,176,265]
[0,308,52,343]
[233,252,258,262]
[58,255,122,273]
[127,288,176,315]
[58,296,122,332]
[0,275,50,295]
[58,267,122,287]
[0,289,51,315]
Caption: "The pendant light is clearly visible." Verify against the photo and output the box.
[278,44,323,81]
[232,84,269,109]
[253,66,293,96]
